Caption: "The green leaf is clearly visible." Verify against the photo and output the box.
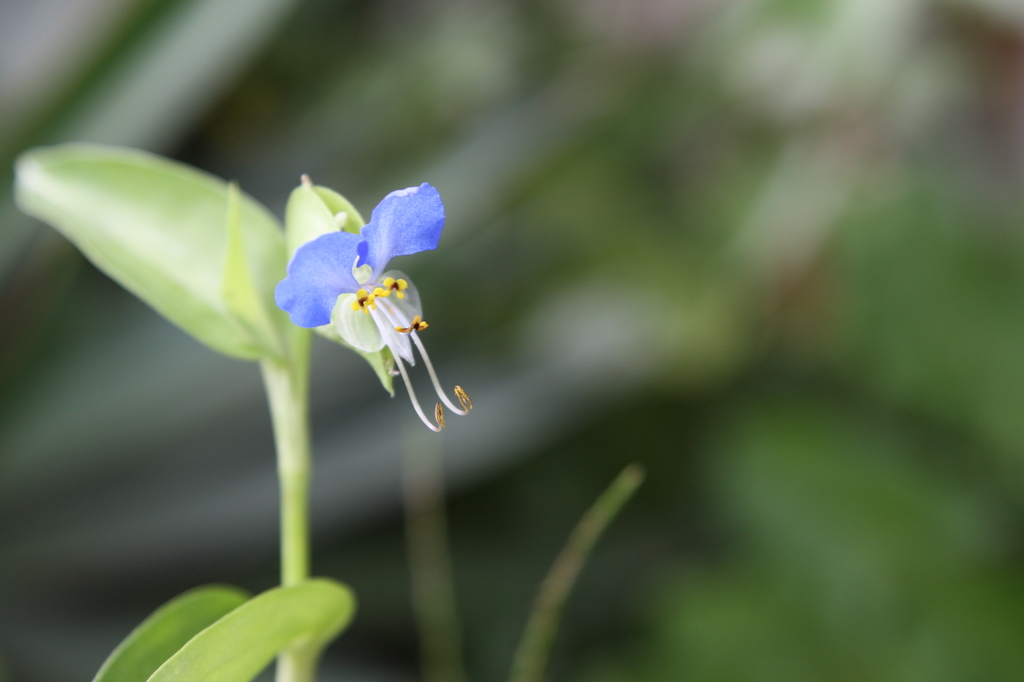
[149,579,356,682]
[222,182,286,359]
[283,180,394,394]
[14,143,289,361]
[94,585,250,682]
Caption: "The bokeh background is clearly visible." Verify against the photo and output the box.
[4,0,1024,680]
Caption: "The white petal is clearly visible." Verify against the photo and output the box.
[373,304,415,364]
[332,294,384,352]
[380,269,422,322]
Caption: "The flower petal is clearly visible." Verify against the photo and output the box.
[275,230,362,327]
[379,269,423,321]
[332,295,385,352]
[374,310,415,364]
[372,271,423,364]
[356,184,444,276]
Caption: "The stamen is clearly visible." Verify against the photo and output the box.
[395,315,429,334]
[454,386,473,411]
[393,353,444,432]
[377,300,470,417]
[410,332,469,416]
[435,402,446,429]
[351,288,376,313]
[382,277,408,299]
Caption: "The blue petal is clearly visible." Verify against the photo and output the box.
[356,183,445,274]
[275,230,363,327]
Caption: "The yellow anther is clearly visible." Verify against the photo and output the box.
[373,287,386,297]
[351,288,376,313]
[395,315,429,334]
[435,402,446,429]
[454,386,473,411]
[383,277,408,299]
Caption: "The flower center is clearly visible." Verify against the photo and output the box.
[351,288,376,313]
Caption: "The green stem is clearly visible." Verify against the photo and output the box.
[260,330,315,682]
[508,464,646,682]
[402,429,467,682]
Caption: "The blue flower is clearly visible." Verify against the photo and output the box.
[275,183,471,431]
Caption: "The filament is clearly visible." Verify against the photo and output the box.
[371,307,414,366]
[409,332,469,415]
[378,300,469,416]
[393,352,443,432]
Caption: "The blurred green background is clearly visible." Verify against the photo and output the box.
[4,0,1024,680]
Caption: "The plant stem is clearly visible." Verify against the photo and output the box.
[402,428,467,682]
[261,330,314,682]
[508,464,645,682]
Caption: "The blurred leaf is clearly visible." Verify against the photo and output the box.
[0,0,307,285]
[510,463,645,682]
[94,584,250,682]
[718,400,982,579]
[14,143,289,360]
[834,180,1024,466]
[582,398,1024,682]
[149,579,356,682]
[50,0,309,151]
